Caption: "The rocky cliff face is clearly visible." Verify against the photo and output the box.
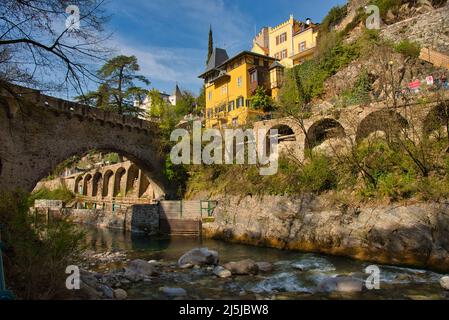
[203,195,449,272]
[381,3,449,54]
[322,2,449,102]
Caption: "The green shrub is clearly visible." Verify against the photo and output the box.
[250,87,273,112]
[320,41,360,76]
[30,187,75,205]
[278,40,360,107]
[320,5,348,35]
[417,177,449,201]
[373,0,402,17]
[339,69,373,106]
[299,155,337,193]
[376,172,417,200]
[394,40,421,58]
[0,191,86,299]
[103,152,120,164]
[289,61,328,103]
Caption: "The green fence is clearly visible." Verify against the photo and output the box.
[200,200,218,218]
[159,200,217,220]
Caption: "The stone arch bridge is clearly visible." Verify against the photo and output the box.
[1,86,448,197]
[254,94,449,160]
[0,86,171,197]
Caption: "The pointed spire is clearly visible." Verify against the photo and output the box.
[207,25,214,65]
[173,82,182,97]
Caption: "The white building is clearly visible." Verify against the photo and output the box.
[135,84,184,119]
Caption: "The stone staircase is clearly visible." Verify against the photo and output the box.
[159,219,202,237]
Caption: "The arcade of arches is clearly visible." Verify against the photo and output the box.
[69,161,161,203]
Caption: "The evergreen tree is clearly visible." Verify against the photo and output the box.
[76,55,150,116]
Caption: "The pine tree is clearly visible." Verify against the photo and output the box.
[207,25,213,65]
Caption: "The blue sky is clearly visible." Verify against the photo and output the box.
[105,0,347,96]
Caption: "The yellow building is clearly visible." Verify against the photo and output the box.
[199,49,278,129]
[252,15,319,68]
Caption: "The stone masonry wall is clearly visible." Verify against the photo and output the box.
[125,205,159,234]
[203,195,449,272]
[65,204,159,235]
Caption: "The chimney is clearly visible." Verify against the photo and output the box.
[305,18,312,26]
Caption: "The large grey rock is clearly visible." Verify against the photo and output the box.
[319,276,364,293]
[127,259,156,276]
[159,287,187,297]
[122,269,144,282]
[256,262,273,273]
[224,259,259,275]
[114,288,128,300]
[98,284,115,299]
[213,266,232,278]
[80,270,100,289]
[79,281,102,300]
[440,276,449,290]
[178,248,219,267]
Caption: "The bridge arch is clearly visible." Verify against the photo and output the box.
[102,170,114,198]
[269,124,297,141]
[126,164,139,196]
[92,172,102,197]
[305,118,346,150]
[74,175,83,195]
[356,109,408,143]
[113,168,126,197]
[83,174,92,196]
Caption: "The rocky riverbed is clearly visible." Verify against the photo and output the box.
[74,227,449,300]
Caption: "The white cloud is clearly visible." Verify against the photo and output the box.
[105,0,254,92]
[108,38,204,91]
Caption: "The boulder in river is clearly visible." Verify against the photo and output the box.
[122,259,158,282]
[318,276,364,293]
[224,259,259,275]
[178,248,219,267]
[79,280,102,300]
[98,284,115,299]
[114,288,128,300]
[159,287,187,298]
[440,276,449,290]
[256,262,273,273]
[127,259,157,276]
[213,266,232,278]
[80,269,101,288]
[122,269,144,282]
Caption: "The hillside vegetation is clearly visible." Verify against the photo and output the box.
[184,0,449,205]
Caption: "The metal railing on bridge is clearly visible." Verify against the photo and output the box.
[76,196,156,206]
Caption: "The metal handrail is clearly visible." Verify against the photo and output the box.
[76,196,156,205]
[0,225,14,300]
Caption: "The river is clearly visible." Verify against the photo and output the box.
[83,226,448,300]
